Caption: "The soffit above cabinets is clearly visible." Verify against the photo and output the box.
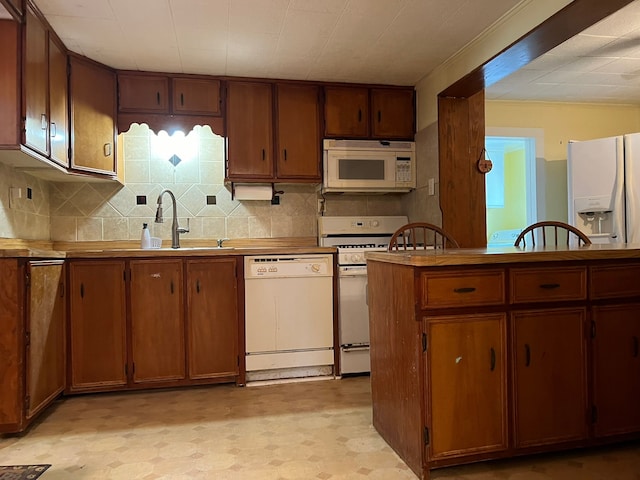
[31,0,521,86]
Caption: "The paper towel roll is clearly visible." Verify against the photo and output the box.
[233,184,273,201]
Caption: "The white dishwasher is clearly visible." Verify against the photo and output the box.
[244,254,334,380]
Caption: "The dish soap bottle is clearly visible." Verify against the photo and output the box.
[140,223,151,249]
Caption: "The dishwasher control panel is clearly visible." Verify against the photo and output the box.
[244,254,333,278]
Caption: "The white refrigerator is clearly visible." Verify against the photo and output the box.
[567,133,640,244]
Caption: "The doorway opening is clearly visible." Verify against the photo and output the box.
[485,135,538,246]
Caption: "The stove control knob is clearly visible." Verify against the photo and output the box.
[350,254,361,263]
[371,220,379,227]
[311,264,321,273]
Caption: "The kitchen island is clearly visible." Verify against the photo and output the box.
[366,244,640,480]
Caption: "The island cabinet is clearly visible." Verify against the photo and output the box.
[69,55,117,175]
[0,259,66,434]
[366,250,640,480]
[24,5,68,167]
[67,256,243,394]
[590,263,640,437]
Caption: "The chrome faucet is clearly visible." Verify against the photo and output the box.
[155,189,189,249]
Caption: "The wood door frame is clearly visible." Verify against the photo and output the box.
[438,0,636,247]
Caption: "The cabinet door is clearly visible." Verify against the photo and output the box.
[0,20,20,147]
[118,74,169,113]
[512,308,588,447]
[428,314,508,459]
[592,304,640,437]
[130,260,185,384]
[226,81,273,179]
[275,83,321,180]
[26,261,65,419]
[69,56,117,174]
[69,261,127,391]
[48,37,68,166]
[24,6,48,156]
[186,259,239,380]
[324,86,369,138]
[172,78,221,115]
[371,88,414,139]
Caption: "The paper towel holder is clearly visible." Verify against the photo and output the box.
[231,182,284,201]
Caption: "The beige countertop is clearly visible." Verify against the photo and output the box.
[65,246,336,258]
[366,243,640,267]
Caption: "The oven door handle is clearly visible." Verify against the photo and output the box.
[343,345,370,353]
[338,267,368,276]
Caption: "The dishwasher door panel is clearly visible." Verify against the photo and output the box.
[245,276,333,354]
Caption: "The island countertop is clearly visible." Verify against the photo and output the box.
[365,243,640,266]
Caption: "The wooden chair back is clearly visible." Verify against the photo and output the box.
[514,221,591,247]
[388,222,460,251]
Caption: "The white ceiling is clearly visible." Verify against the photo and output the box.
[487,0,640,104]
[32,0,521,86]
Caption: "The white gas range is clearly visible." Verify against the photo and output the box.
[318,215,408,375]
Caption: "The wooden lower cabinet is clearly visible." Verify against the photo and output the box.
[67,257,241,394]
[130,260,185,384]
[428,314,507,458]
[512,308,589,447]
[0,259,65,434]
[68,260,127,392]
[186,259,239,380]
[592,304,640,437]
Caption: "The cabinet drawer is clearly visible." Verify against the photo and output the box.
[420,270,505,309]
[510,267,586,304]
[591,264,640,299]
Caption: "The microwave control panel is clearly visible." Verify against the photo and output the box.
[396,157,414,186]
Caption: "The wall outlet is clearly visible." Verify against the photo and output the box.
[428,178,435,196]
[9,187,21,209]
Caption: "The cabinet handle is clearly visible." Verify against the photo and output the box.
[60,281,64,298]
[591,320,596,339]
[525,343,531,367]
[181,93,184,106]
[156,91,161,105]
[262,148,266,161]
[50,122,56,138]
[41,113,47,130]
[490,347,496,372]
[283,149,287,161]
[633,336,639,358]
[170,280,174,294]
[539,283,560,289]
[80,283,84,298]
[196,279,200,294]
[378,110,381,123]
[358,109,362,122]
[453,287,476,294]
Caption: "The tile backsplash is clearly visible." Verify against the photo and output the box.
[42,123,405,243]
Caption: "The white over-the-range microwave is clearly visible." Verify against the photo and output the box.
[321,139,416,194]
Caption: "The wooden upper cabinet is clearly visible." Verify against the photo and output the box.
[275,83,321,181]
[69,55,117,174]
[23,5,69,166]
[130,260,185,384]
[324,86,369,138]
[226,80,274,180]
[371,88,414,139]
[0,21,20,147]
[2,0,24,19]
[118,74,169,113]
[172,77,221,115]
[24,6,48,157]
[48,37,68,166]
[68,261,127,392]
[428,314,508,459]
